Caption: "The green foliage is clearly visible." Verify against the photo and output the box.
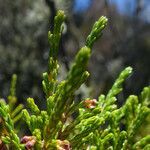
[86,16,107,49]
[0,10,150,150]
[7,75,24,123]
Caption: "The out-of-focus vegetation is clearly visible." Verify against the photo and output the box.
[0,0,149,105]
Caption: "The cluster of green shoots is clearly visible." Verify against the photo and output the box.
[0,10,150,150]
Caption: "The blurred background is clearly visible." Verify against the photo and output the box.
[0,0,150,106]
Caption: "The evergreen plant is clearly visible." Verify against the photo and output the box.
[0,10,150,150]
